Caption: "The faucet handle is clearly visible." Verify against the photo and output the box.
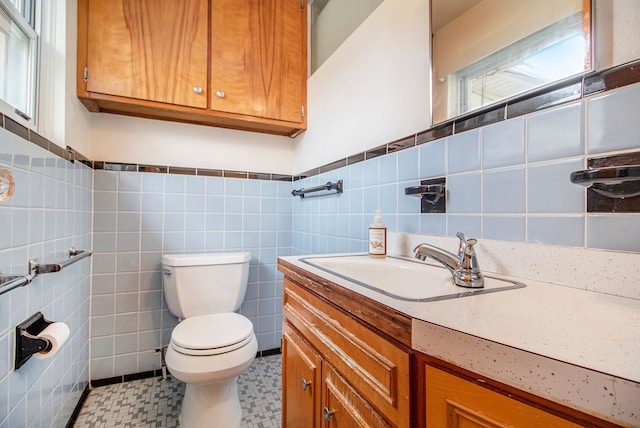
[464,238,478,255]
[454,237,484,288]
[456,232,466,257]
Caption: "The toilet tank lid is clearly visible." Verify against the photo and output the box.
[162,252,251,267]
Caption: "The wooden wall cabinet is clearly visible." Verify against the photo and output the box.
[282,278,412,427]
[77,0,307,137]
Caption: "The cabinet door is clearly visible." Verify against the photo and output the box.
[282,323,322,428]
[322,364,391,428]
[86,0,208,108]
[425,366,582,428]
[284,279,411,427]
[211,0,305,123]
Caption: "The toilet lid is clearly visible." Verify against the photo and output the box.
[171,313,254,355]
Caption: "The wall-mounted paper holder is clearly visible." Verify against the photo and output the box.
[15,312,53,369]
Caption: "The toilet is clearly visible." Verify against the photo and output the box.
[161,252,257,428]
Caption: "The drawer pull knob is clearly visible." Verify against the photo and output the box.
[323,407,335,422]
[193,86,203,94]
[216,89,225,98]
[301,378,312,391]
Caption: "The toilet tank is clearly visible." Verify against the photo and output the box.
[161,252,251,319]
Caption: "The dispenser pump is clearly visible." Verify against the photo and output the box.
[369,210,387,258]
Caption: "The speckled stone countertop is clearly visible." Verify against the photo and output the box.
[279,254,640,427]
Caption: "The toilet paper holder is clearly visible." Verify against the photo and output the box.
[15,312,54,369]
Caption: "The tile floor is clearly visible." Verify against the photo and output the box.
[74,354,282,427]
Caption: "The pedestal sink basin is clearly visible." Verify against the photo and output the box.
[300,254,525,302]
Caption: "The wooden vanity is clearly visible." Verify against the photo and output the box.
[278,257,630,427]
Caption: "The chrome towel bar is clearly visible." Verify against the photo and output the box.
[34,247,92,274]
[292,180,343,198]
[0,274,32,296]
[0,247,92,297]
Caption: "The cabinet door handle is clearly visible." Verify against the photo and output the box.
[323,407,335,422]
[193,86,203,94]
[301,378,312,391]
[215,89,225,98]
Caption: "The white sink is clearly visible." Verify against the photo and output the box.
[301,254,525,301]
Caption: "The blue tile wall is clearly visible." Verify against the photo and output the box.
[292,83,640,255]
[90,171,292,381]
[0,128,92,427]
[482,117,525,168]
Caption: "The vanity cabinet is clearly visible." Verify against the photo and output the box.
[281,277,412,427]
[278,256,628,428]
[414,354,621,428]
[77,0,307,136]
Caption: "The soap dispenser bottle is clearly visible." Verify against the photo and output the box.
[368,210,387,258]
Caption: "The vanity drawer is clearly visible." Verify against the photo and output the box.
[283,278,411,427]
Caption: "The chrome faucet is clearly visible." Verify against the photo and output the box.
[413,232,485,288]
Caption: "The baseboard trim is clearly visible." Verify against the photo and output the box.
[65,384,91,428]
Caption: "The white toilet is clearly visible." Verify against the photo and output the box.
[161,252,257,428]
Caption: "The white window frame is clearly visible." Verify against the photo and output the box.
[0,0,39,129]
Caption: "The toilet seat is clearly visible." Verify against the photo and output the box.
[170,313,255,356]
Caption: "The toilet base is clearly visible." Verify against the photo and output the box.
[180,378,242,428]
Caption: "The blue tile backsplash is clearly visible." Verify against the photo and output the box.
[292,83,640,256]
[527,102,584,162]
[587,83,640,154]
[482,117,525,169]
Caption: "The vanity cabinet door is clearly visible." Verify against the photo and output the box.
[424,366,582,428]
[84,0,208,109]
[322,363,391,428]
[283,278,411,427]
[282,323,322,428]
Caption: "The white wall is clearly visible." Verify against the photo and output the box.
[594,0,640,70]
[294,0,431,173]
[90,114,296,174]
[37,0,92,156]
[64,0,92,156]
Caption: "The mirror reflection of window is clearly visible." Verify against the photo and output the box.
[455,12,586,115]
[432,0,590,124]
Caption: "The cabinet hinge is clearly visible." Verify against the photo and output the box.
[301,106,305,117]
[301,0,304,10]
[83,67,88,83]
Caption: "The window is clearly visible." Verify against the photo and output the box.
[0,0,38,124]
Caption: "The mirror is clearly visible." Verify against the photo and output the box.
[432,0,591,125]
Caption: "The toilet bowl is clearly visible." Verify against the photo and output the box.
[161,252,256,428]
[165,313,257,427]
